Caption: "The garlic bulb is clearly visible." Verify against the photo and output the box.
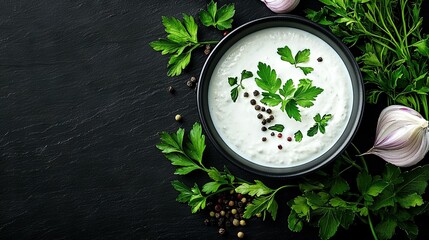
[261,0,300,13]
[363,105,429,167]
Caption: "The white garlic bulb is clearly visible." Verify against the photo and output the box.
[261,0,300,13]
[363,105,429,167]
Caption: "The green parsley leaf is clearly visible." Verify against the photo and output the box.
[167,46,192,77]
[228,77,237,86]
[202,181,223,194]
[294,79,324,108]
[243,195,278,221]
[171,180,194,203]
[185,123,206,164]
[396,165,429,196]
[318,209,340,240]
[288,211,304,232]
[330,177,350,195]
[156,128,185,154]
[261,92,282,106]
[230,87,239,102]
[235,180,274,197]
[189,184,207,213]
[295,49,311,64]
[307,113,332,137]
[277,46,295,64]
[375,218,397,240]
[268,124,285,132]
[294,130,303,142]
[241,70,253,79]
[357,171,372,194]
[199,0,235,30]
[366,179,389,197]
[255,62,282,93]
[290,196,311,220]
[279,79,296,97]
[397,193,424,209]
[298,66,314,75]
[285,99,301,121]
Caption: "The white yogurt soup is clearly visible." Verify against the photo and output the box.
[208,27,353,168]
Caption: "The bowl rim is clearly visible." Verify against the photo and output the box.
[197,15,365,178]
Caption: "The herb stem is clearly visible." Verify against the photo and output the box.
[343,153,363,171]
[199,40,220,45]
[351,143,369,172]
[367,213,379,240]
[207,187,234,198]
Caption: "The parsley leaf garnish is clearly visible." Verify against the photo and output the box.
[228,70,253,102]
[256,63,324,122]
[199,0,235,30]
[268,124,285,132]
[307,114,332,137]
[277,45,314,75]
[294,130,303,142]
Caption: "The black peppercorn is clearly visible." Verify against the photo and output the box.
[204,49,210,55]
[215,204,222,212]
[269,115,274,120]
[204,219,210,226]
[250,99,256,105]
[168,86,175,94]
[278,144,283,150]
[243,92,249,97]
[271,132,275,136]
[186,80,194,88]
[287,136,292,142]
[255,105,261,110]
[253,90,260,96]
[218,228,226,235]
[262,119,267,125]
[257,113,263,119]
[238,201,244,208]
[190,76,197,83]
[262,137,267,142]
[261,107,265,111]
[266,108,272,114]
[266,118,271,123]
[317,57,323,62]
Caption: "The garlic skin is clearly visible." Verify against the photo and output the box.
[364,105,429,167]
[261,0,300,14]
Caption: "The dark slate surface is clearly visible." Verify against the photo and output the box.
[0,0,428,239]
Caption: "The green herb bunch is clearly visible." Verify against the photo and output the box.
[150,0,235,76]
[306,0,429,118]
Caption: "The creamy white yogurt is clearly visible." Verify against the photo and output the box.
[208,27,353,168]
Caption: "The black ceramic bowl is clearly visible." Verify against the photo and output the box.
[197,15,364,177]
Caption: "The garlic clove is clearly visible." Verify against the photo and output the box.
[363,105,429,167]
[261,0,300,14]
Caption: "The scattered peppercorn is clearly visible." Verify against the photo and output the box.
[231,209,237,214]
[205,44,211,50]
[243,92,249,97]
[256,213,262,218]
[215,213,221,218]
[190,76,197,83]
[204,219,210,226]
[266,118,271,123]
[269,115,274,120]
[261,126,267,131]
[255,105,261,110]
[186,80,194,88]
[220,210,226,216]
[271,132,275,136]
[266,108,272,114]
[250,99,256,105]
[233,219,240,227]
[210,211,215,217]
[215,204,222,212]
[240,220,246,226]
[257,113,263,119]
[253,90,260,96]
[204,49,211,55]
[261,107,266,111]
[223,31,229,36]
[228,200,235,207]
[237,202,244,208]
[237,231,245,239]
[219,228,226,235]
[278,133,283,138]
[262,119,267,125]
[287,136,292,142]
[241,198,247,203]
[175,114,182,122]
[317,57,323,62]
[168,86,175,94]
[237,194,243,200]
[262,137,267,142]
[278,144,283,150]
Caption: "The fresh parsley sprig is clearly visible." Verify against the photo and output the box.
[256,62,324,121]
[199,0,235,30]
[307,114,332,137]
[277,45,314,75]
[307,0,429,119]
[150,1,236,77]
[228,70,253,102]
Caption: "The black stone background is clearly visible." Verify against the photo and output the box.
[1,0,428,239]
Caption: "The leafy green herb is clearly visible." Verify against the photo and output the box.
[229,70,253,102]
[199,0,235,30]
[307,0,429,119]
[277,45,314,75]
[256,63,324,122]
[268,124,285,132]
[307,114,332,137]
[294,130,303,142]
